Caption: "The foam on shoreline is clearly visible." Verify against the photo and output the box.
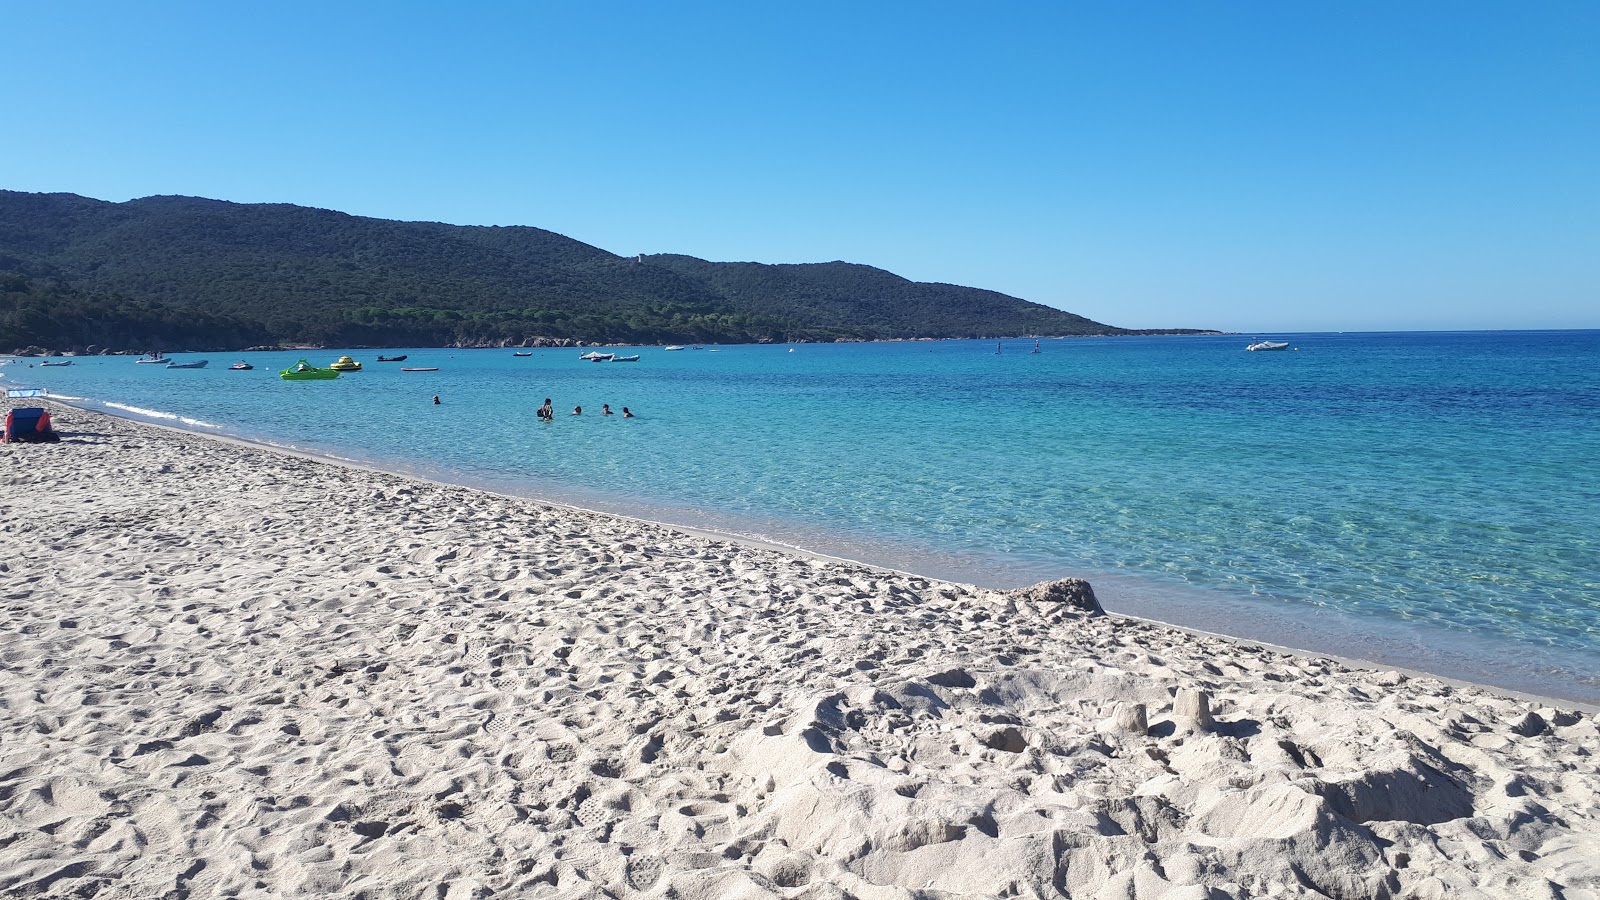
[3,403,1597,898]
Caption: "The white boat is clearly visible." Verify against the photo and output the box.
[611,355,640,362]
[582,352,614,361]
[166,359,209,369]
[136,354,171,364]
[663,345,685,351]
[1246,340,1290,352]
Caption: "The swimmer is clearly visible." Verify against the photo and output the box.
[432,395,441,405]
[572,406,582,416]
[537,398,553,420]
[622,407,634,418]
[602,404,613,416]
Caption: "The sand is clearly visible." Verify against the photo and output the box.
[2,404,1597,899]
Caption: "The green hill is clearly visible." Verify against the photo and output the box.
[0,190,1206,353]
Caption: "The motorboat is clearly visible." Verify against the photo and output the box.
[376,354,408,362]
[611,355,640,362]
[512,351,533,357]
[280,360,339,380]
[38,360,73,366]
[230,361,254,371]
[581,351,614,361]
[664,345,685,351]
[167,360,209,369]
[136,353,171,364]
[328,355,362,371]
[400,367,439,372]
[1246,340,1291,352]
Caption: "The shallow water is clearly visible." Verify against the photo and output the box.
[9,331,1598,702]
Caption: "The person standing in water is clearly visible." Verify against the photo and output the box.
[537,398,553,421]
[433,395,441,405]
[601,404,613,416]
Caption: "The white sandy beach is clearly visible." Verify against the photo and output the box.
[2,403,1597,899]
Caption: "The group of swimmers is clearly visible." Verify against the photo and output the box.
[536,398,633,420]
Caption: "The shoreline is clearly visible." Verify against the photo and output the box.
[61,396,1600,711]
[4,402,1598,897]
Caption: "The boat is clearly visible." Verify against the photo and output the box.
[400,367,439,372]
[1246,340,1291,352]
[581,351,614,361]
[38,360,73,366]
[664,345,685,351]
[328,356,362,371]
[280,360,340,380]
[512,351,533,357]
[229,361,254,371]
[136,353,171,364]
[376,355,408,362]
[611,355,640,362]
[166,360,209,369]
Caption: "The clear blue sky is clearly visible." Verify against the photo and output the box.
[3,1,1595,331]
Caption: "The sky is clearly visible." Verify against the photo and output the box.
[3,1,1595,332]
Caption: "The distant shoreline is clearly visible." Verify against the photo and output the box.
[8,331,1230,357]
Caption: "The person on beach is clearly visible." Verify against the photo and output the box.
[601,404,613,416]
[571,406,582,416]
[622,407,634,418]
[537,399,553,421]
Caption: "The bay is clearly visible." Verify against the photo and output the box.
[9,331,1598,702]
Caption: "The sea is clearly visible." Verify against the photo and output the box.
[7,331,1598,704]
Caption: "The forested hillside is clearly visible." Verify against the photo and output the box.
[0,191,1205,353]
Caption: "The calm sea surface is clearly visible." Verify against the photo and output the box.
[8,332,1598,702]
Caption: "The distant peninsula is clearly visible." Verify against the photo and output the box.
[0,191,1216,354]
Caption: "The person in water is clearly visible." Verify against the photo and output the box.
[537,398,553,420]
[571,406,582,415]
[622,407,634,418]
[432,395,441,405]
[601,404,613,416]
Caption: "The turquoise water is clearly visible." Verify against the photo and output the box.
[8,332,1599,702]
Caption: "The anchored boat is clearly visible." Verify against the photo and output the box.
[280,360,339,380]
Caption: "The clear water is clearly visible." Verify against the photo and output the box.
[8,332,1598,703]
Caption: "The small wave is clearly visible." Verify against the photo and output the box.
[102,401,221,430]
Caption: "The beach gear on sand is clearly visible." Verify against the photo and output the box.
[2,407,59,443]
